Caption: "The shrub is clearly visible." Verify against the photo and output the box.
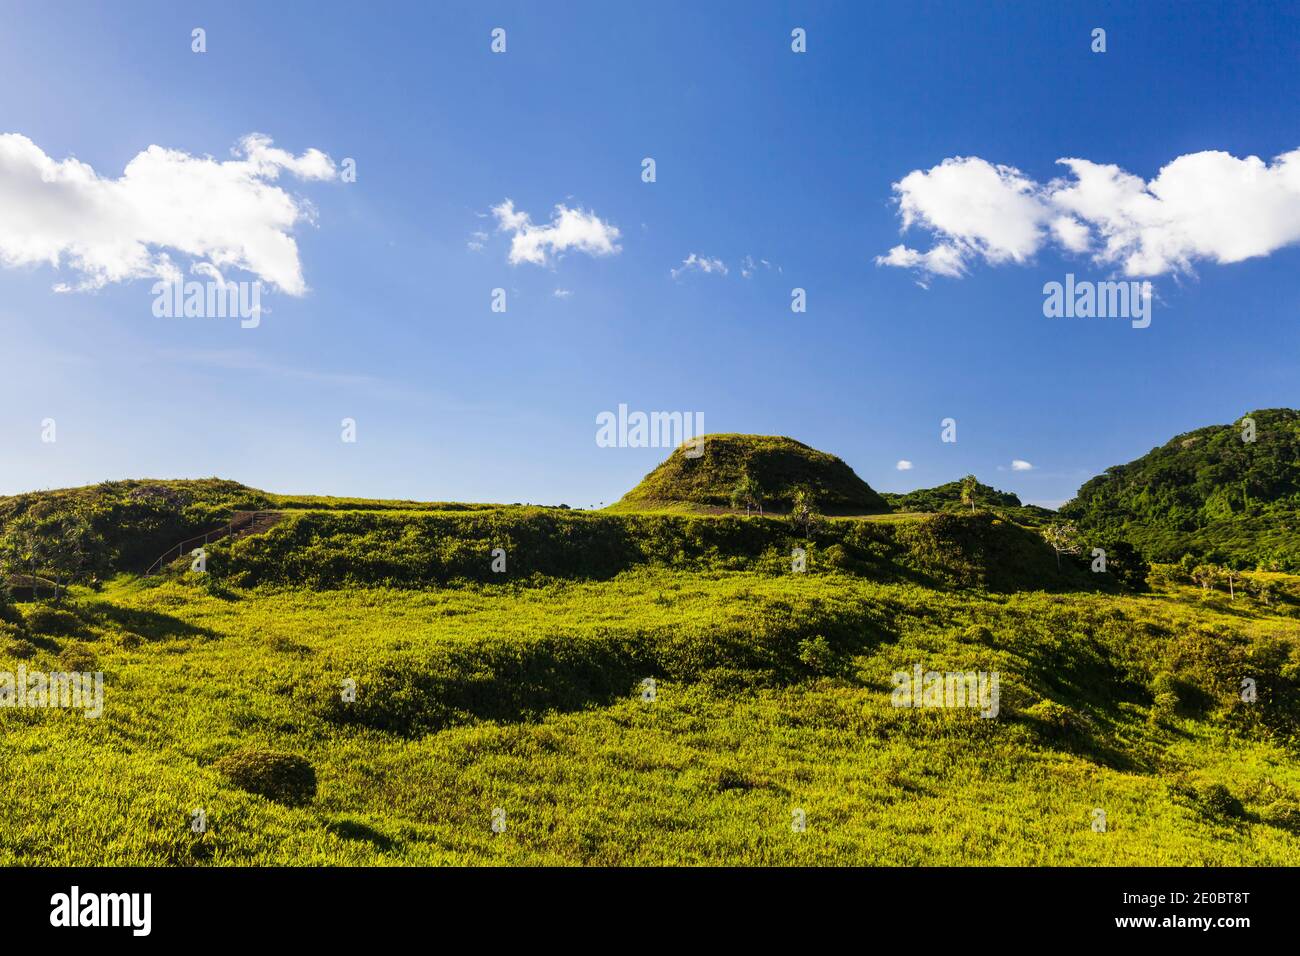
[823,544,853,570]
[961,624,995,645]
[0,589,22,626]
[797,635,837,674]
[1150,672,1183,718]
[21,605,86,638]
[213,749,317,806]
[1023,699,1080,739]
[1170,778,1244,821]
[0,620,35,658]
[1261,799,1300,832]
[56,645,97,672]
[1195,783,1244,820]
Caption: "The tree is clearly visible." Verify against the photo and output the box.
[1042,521,1082,571]
[1223,566,1239,600]
[1098,539,1151,591]
[730,471,762,516]
[0,513,53,599]
[1190,564,1219,592]
[1250,578,1274,606]
[0,508,110,602]
[789,485,822,537]
[960,475,978,512]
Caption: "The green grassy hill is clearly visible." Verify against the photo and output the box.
[612,434,889,514]
[2,560,1298,864]
[0,478,514,574]
[1061,408,1300,569]
[3,422,1300,866]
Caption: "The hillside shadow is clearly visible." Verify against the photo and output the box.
[86,604,219,643]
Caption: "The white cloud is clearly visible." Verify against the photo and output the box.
[895,460,914,471]
[1011,459,1034,471]
[467,230,488,252]
[491,199,621,266]
[671,253,728,279]
[553,288,572,298]
[740,254,779,278]
[878,147,1300,279]
[0,132,336,295]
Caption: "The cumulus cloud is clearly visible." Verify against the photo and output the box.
[491,199,621,266]
[895,460,914,471]
[1011,459,1034,471]
[671,253,728,279]
[878,148,1300,279]
[0,132,336,295]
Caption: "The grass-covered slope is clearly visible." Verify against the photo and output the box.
[614,434,888,514]
[1061,408,1300,569]
[2,568,1298,864]
[0,479,512,573]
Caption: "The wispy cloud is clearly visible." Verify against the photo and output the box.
[740,254,780,278]
[671,253,728,279]
[155,348,398,395]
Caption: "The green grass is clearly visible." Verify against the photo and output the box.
[2,565,1298,865]
[617,433,889,514]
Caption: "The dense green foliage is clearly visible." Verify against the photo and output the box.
[1062,408,1300,569]
[615,434,888,514]
[883,478,1019,512]
[198,508,1097,593]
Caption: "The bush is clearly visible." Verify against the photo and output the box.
[213,749,317,806]
[1196,783,1244,819]
[1170,779,1244,821]
[1261,799,1300,832]
[0,590,22,626]
[21,605,86,638]
[0,620,35,658]
[1150,672,1183,716]
[56,645,97,672]
[961,624,995,645]
[797,635,837,674]
[1023,699,1081,739]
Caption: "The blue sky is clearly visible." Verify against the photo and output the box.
[1,0,1298,508]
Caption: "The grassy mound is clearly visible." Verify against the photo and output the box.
[614,434,888,514]
[213,749,317,806]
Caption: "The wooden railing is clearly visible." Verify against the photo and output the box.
[143,510,282,576]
